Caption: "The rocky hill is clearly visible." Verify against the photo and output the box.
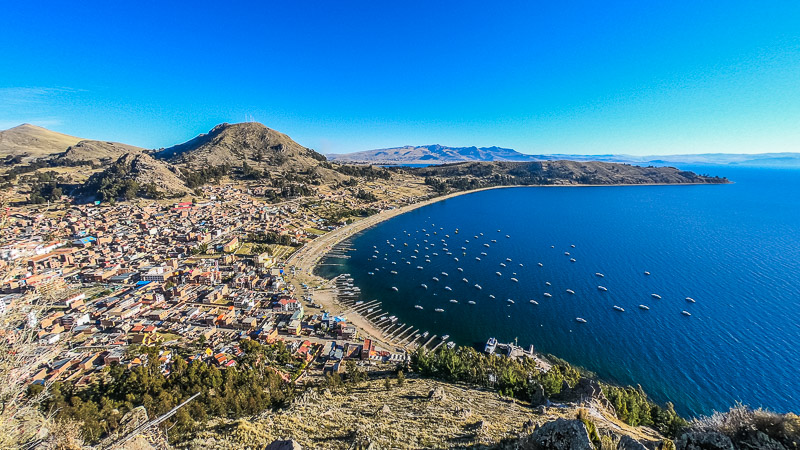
[155,122,345,182]
[55,139,145,166]
[82,152,192,201]
[0,124,83,161]
[329,144,539,164]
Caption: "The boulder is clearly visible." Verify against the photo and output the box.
[734,430,787,450]
[617,434,648,450]
[521,418,594,450]
[675,432,734,450]
[265,439,302,450]
[428,387,447,401]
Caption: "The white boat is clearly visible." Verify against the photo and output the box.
[461,247,467,250]
[475,257,481,261]
[454,257,459,262]
[462,278,469,283]
[644,271,651,275]
[510,277,519,282]
[474,235,478,239]
[485,337,498,354]
[391,270,398,274]
[391,287,399,292]
[474,284,482,290]
[565,251,570,256]
[435,308,445,313]
[414,305,424,310]
[529,299,539,305]
[570,258,576,262]
[639,305,650,310]
[457,267,464,272]
[449,299,458,303]
[598,286,608,292]
[446,342,456,349]
[566,289,575,294]
[491,239,497,243]
[368,272,374,275]
[422,331,429,338]
[576,317,587,323]
[543,293,552,298]
[484,243,490,248]
[651,294,662,299]
[538,262,544,267]
[685,297,696,303]
[417,266,424,270]
[571,244,576,248]
[506,299,515,304]
[445,286,452,291]
[489,294,496,299]
[595,273,604,277]
[500,263,506,267]
[545,281,551,286]
[441,334,450,340]
[682,310,692,316]
[519,263,524,267]
[613,305,625,312]
[496,271,502,276]
[432,277,439,282]
[505,235,510,238]
[506,258,512,262]
[421,284,428,289]
[441,272,448,276]
[468,300,476,305]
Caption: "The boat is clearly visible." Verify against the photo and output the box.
[530,299,539,305]
[519,263,524,267]
[682,310,692,316]
[651,294,662,299]
[496,271,502,276]
[368,272,374,275]
[510,277,519,282]
[500,263,506,267]
[457,267,464,272]
[414,305,424,310]
[685,297,696,303]
[543,292,552,297]
[491,239,497,243]
[435,308,445,313]
[489,294,496,299]
[570,258,576,262]
[422,331,429,338]
[545,281,551,286]
[474,284,482,290]
[566,289,575,294]
[484,243,490,248]
[598,286,608,291]
[441,334,450,340]
[484,337,498,354]
[506,258,512,262]
[390,270,398,274]
[454,257,459,262]
[461,247,467,250]
[446,342,456,349]
[425,259,431,263]
[576,317,587,323]
[391,287,399,292]
[445,286,452,291]
[421,284,428,289]
[506,235,510,238]
[432,277,439,282]
[417,266,424,270]
[639,305,650,310]
[506,299,515,304]
[462,278,469,283]
[481,252,488,256]
[595,273,604,277]
[441,272,448,276]
[474,235,478,239]
[571,244,576,248]
[449,299,458,303]
[564,251,570,256]
[475,257,481,261]
[644,271,651,275]
[613,305,625,312]
[467,300,476,305]
[538,262,544,267]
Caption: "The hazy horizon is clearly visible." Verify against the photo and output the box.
[2,2,799,156]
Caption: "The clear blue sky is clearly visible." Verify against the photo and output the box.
[1,1,799,155]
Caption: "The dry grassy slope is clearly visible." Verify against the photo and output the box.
[56,140,145,166]
[179,378,662,449]
[156,122,348,183]
[0,124,83,160]
[86,152,192,197]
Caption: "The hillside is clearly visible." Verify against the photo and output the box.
[412,160,729,191]
[0,124,83,161]
[55,139,145,166]
[81,152,192,201]
[155,122,346,183]
[329,144,539,164]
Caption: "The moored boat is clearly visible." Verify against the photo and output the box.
[598,286,608,291]
[613,305,625,312]
[639,304,650,310]
[576,317,587,323]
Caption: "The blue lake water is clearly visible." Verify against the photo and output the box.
[316,166,800,417]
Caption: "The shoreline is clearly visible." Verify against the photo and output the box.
[285,181,726,351]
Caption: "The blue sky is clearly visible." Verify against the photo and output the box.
[1,1,799,155]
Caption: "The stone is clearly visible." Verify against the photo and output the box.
[734,430,787,450]
[617,434,648,450]
[265,439,302,450]
[521,418,594,450]
[675,431,734,450]
[428,387,447,401]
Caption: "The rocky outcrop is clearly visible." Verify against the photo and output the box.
[56,139,144,166]
[733,430,787,450]
[520,418,594,450]
[675,431,735,450]
[265,439,302,450]
[617,434,648,450]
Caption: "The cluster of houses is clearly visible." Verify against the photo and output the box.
[0,184,410,388]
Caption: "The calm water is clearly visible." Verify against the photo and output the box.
[317,167,800,417]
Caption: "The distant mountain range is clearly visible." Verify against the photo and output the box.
[328,145,800,167]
